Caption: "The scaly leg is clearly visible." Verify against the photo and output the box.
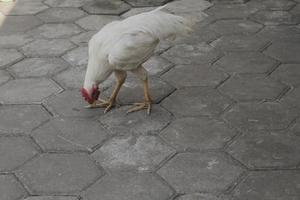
[127,67,152,115]
[87,70,126,113]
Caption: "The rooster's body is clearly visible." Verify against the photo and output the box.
[81,6,192,114]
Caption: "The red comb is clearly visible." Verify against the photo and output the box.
[80,88,93,104]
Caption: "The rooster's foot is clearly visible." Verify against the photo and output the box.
[127,101,152,115]
[85,99,116,113]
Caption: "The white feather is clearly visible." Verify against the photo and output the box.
[83,7,193,89]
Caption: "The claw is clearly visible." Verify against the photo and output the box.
[127,101,152,115]
[85,99,116,113]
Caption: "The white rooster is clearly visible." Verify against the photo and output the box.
[81,6,193,114]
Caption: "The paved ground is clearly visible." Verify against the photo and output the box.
[0,0,300,199]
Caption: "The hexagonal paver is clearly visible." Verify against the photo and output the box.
[121,7,155,18]
[291,120,300,137]
[258,25,300,43]
[251,10,299,25]
[0,0,49,15]
[214,52,277,74]
[37,7,86,23]
[53,65,85,89]
[83,172,174,200]
[0,78,62,104]
[99,105,172,135]
[209,20,263,35]
[161,117,237,151]
[158,152,244,193]
[76,15,120,31]
[0,174,27,200]
[142,56,174,76]
[125,0,171,7]
[44,0,93,7]
[161,87,233,117]
[31,118,109,152]
[223,102,298,131]
[82,0,130,15]
[211,35,270,52]
[25,197,78,200]
[45,90,106,118]
[0,33,33,48]
[264,42,300,63]
[0,49,24,69]
[103,77,175,104]
[227,131,300,169]
[70,31,96,46]
[21,39,76,57]
[232,171,300,200]
[0,16,42,34]
[0,136,38,172]
[0,70,11,85]
[162,43,222,65]
[270,64,300,87]
[16,153,103,195]
[291,3,300,15]
[211,0,249,3]
[8,58,69,78]
[219,75,286,101]
[176,194,231,200]
[0,105,49,134]
[62,46,88,67]
[28,23,83,39]
[92,134,175,171]
[250,0,296,11]
[205,4,259,19]
[162,64,228,88]
[281,87,300,110]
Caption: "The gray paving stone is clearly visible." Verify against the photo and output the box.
[161,117,237,151]
[155,40,173,54]
[219,75,286,101]
[21,39,76,57]
[0,136,38,172]
[209,20,263,35]
[70,31,96,46]
[99,105,172,135]
[0,33,33,48]
[16,153,103,195]
[250,0,296,11]
[125,0,171,7]
[176,194,231,200]
[211,0,249,3]
[0,49,24,69]
[257,25,300,43]
[28,23,83,39]
[0,174,27,200]
[162,64,228,88]
[232,171,300,200]
[280,87,300,111]
[223,102,297,131]
[103,77,175,104]
[31,118,109,152]
[291,120,300,137]
[92,134,175,171]
[37,7,86,23]
[0,105,49,134]
[62,46,88,67]
[76,15,120,31]
[161,87,233,117]
[0,15,42,34]
[227,131,300,169]
[290,3,300,15]
[158,152,244,193]
[121,7,156,18]
[211,35,269,52]
[0,70,11,85]
[142,56,174,76]
[0,0,49,15]
[53,65,85,90]
[251,10,300,25]
[214,52,277,74]
[45,90,106,118]
[205,4,260,19]
[162,43,222,65]
[264,42,300,63]
[82,172,174,200]
[25,196,78,200]
[270,64,300,87]
[0,78,62,104]
[82,0,130,15]
[44,0,93,7]
[8,58,69,78]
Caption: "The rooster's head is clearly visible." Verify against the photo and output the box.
[80,84,100,104]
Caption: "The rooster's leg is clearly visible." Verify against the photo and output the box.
[127,67,152,115]
[90,70,126,113]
